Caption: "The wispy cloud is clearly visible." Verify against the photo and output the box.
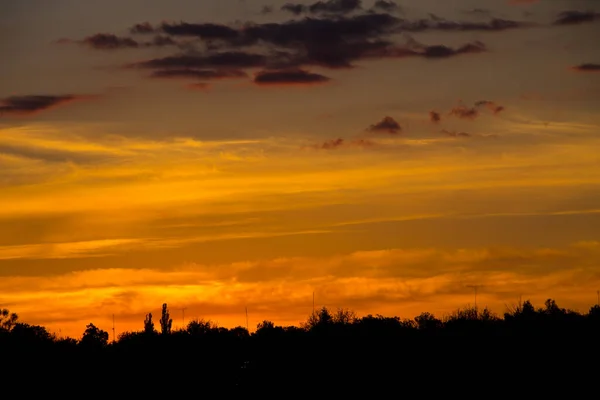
[0,95,96,117]
[3,242,600,337]
[254,69,331,85]
[553,10,600,26]
[570,63,600,72]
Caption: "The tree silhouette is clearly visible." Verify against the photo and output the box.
[159,303,172,335]
[144,313,155,334]
[0,308,18,331]
[80,323,109,348]
[415,312,442,330]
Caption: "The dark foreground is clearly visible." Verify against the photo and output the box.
[3,301,600,397]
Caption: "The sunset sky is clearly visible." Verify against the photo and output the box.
[1,0,600,339]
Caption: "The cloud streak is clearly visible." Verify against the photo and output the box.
[254,69,331,85]
[571,64,600,72]
[553,11,600,26]
[0,95,94,117]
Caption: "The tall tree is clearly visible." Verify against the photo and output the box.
[160,303,172,335]
[144,313,155,334]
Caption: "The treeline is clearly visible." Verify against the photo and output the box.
[2,300,599,395]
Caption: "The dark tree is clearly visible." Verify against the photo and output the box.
[0,308,18,331]
[159,303,172,335]
[144,313,155,334]
[80,323,109,348]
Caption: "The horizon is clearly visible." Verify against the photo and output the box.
[2,0,600,339]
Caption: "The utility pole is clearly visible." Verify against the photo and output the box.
[467,285,481,309]
[112,314,116,343]
[245,307,249,332]
[312,292,315,316]
[181,308,187,328]
[597,290,599,307]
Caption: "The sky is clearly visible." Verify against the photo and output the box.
[1,0,600,339]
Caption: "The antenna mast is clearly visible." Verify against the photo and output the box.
[466,285,481,309]
[181,308,187,328]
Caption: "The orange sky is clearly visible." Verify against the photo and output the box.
[1,0,600,339]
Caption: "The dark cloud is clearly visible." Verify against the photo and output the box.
[441,129,471,138]
[281,3,307,15]
[0,95,89,116]
[130,22,155,34]
[553,10,600,25]
[421,42,486,58]
[261,5,274,14]
[449,105,479,120]
[160,22,240,40]
[475,100,505,114]
[150,69,248,80]
[130,52,268,69]
[396,17,531,33]
[309,0,362,15]
[83,33,139,50]
[373,1,399,12]
[571,63,600,72]
[367,116,401,134]
[429,111,441,124]
[254,69,331,85]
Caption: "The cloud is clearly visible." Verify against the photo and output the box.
[420,42,486,58]
[254,69,331,85]
[129,52,268,70]
[82,33,139,50]
[130,22,155,34]
[448,105,479,120]
[397,17,532,33]
[0,95,91,117]
[4,243,600,337]
[313,138,375,150]
[149,69,248,80]
[553,11,600,26]
[571,63,600,72]
[448,100,505,120]
[320,138,345,149]
[309,0,362,15]
[373,1,399,13]
[475,100,505,114]
[281,3,307,15]
[261,5,274,14]
[441,129,471,138]
[160,22,240,40]
[367,116,401,134]
[429,111,441,124]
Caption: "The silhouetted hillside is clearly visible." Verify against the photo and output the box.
[2,300,599,396]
